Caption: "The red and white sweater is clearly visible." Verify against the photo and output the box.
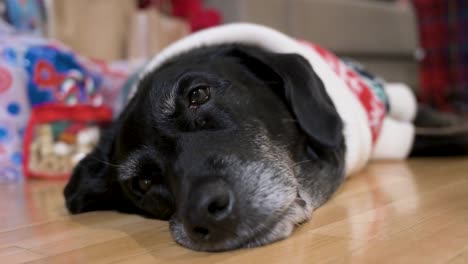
[133,23,417,176]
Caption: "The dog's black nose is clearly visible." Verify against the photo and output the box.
[184,180,236,243]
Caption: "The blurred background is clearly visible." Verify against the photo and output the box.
[0,0,467,183]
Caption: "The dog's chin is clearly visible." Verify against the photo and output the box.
[169,195,313,252]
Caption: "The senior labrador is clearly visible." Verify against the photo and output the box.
[64,24,468,251]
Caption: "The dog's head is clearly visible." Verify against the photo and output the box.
[64,44,345,251]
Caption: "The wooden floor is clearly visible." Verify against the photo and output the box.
[1,158,467,264]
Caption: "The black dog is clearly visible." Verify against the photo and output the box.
[64,43,346,251]
[64,42,468,251]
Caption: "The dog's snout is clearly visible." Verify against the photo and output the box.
[183,180,236,243]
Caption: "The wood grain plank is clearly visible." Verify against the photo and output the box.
[0,158,466,263]
[0,246,44,264]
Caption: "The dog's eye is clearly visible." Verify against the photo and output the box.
[138,179,152,192]
[188,85,210,107]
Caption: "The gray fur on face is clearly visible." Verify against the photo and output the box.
[160,87,177,116]
[169,122,345,251]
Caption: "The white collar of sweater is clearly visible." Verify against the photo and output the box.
[130,23,372,175]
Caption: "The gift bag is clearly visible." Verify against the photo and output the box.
[0,17,136,181]
[20,43,129,179]
[23,104,112,179]
[0,34,130,180]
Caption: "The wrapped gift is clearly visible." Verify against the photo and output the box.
[0,33,131,181]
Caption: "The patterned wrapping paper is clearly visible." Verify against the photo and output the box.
[0,63,30,182]
[413,0,468,115]
[0,33,131,182]
[3,0,47,35]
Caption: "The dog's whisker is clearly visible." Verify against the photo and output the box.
[292,159,315,167]
[90,156,123,168]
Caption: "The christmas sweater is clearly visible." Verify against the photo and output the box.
[132,23,417,175]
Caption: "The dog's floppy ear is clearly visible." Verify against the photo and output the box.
[230,46,343,148]
[63,124,130,214]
